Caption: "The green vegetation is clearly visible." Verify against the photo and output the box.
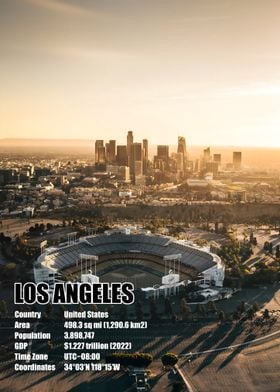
[161,352,178,367]
[180,298,192,321]
[135,301,144,321]
[149,298,158,321]
[218,240,253,270]
[106,353,153,368]
[0,300,7,317]
[218,311,225,323]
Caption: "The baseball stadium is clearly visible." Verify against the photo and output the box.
[34,227,224,294]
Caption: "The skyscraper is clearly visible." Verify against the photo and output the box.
[127,130,134,173]
[107,140,116,163]
[233,151,242,170]
[95,140,104,163]
[177,136,187,175]
[142,139,148,174]
[157,145,169,163]
[177,136,187,157]
[203,147,211,162]
[132,142,143,176]
[213,154,221,164]
[116,145,128,166]
[154,145,169,172]
[97,146,106,164]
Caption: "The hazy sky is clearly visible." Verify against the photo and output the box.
[1,0,280,146]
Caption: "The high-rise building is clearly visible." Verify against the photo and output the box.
[157,145,169,163]
[177,136,187,175]
[142,139,148,174]
[105,142,109,160]
[97,146,106,164]
[127,130,134,172]
[132,142,143,161]
[193,159,200,173]
[154,145,169,172]
[107,140,116,163]
[233,151,242,170]
[175,152,184,172]
[205,161,219,177]
[143,139,148,158]
[95,140,105,163]
[132,142,143,176]
[213,154,221,164]
[134,160,143,177]
[201,146,211,170]
[119,166,130,183]
[116,145,128,166]
[177,136,187,158]
[203,147,211,162]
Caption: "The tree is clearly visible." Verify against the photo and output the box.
[3,263,17,280]
[207,300,218,314]
[106,353,153,368]
[135,301,144,321]
[232,310,240,323]
[105,305,112,315]
[249,232,254,244]
[161,353,178,367]
[275,245,280,259]
[180,298,192,321]
[218,311,225,323]
[46,222,53,231]
[247,307,255,321]
[171,313,178,323]
[263,309,270,320]
[195,303,205,318]
[214,222,219,234]
[237,301,246,314]
[119,305,128,321]
[263,241,270,252]
[149,298,158,321]
[0,300,7,317]
[164,297,173,317]
[172,381,185,392]
[252,302,259,313]
[56,304,65,319]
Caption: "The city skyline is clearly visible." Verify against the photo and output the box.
[1,0,280,147]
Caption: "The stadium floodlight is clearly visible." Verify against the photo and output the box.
[163,254,182,276]
[40,240,48,254]
[86,227,96,236]
[78,254,98,275]
[67,232,78,246]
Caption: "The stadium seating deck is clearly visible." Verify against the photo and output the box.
[40,232,218,273]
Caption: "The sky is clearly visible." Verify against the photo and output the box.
[0,0,280,147]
